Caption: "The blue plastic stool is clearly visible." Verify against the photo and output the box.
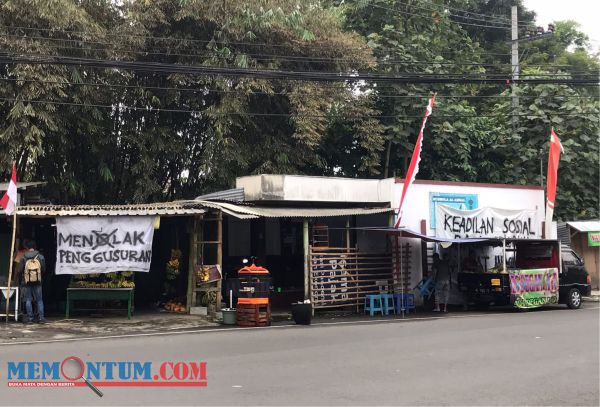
[381,293,395,315]
[393,293,416,314]
[415,277,436,299]
[364,294,384,316]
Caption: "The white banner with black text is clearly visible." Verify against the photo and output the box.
[435,205,540,239]
[56,216,155,274]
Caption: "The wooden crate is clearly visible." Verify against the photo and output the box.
[236,303,271,327]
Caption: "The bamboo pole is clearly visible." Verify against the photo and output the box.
[5,211,17,323]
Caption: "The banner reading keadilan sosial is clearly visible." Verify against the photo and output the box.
[55,216,155,274]
[435,205,541,239]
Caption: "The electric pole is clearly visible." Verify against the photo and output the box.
[511,5,519,132]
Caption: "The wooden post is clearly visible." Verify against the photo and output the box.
[395,235,403,318]
[216,211,223,312]
[502,239,507,274]
[420,219,429,283]
[303,219,309,300]
[4,211,17,323]
[541,221,546,239]
[186,216,199,312]
[345,217,351,252]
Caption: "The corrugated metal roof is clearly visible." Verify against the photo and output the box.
[557,223,571,246]
[194,200,392,219]
[567,220,600,232]
[16,202,206,217]
[15,200,391,219]
[195,188,245,202]
[0,181,46,191]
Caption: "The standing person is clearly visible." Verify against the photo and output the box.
[432,252,451,312]
[16,239,46,324]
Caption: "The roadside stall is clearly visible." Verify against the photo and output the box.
[15,203,207,319]
[58,216,155,319]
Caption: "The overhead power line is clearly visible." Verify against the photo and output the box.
[1,77,598,100]
[0,25,514,58]
[0,97,597,119]
[2,32,596,76]
[0,33,510,68]
[0,52,597,85]
[363,1,535,29]
[410,0,514,23]
[387,0,511,27]
[365,3,512,30]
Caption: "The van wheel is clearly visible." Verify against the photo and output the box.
[566,288,582,309]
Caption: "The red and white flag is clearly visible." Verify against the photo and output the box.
[1,163,18,215]
[395,95,435,228]
[544,128,564,238]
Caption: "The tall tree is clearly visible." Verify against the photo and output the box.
[0,0,384,203]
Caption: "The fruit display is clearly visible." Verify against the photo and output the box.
[164,301,186,313]
[197,265,210,283]
[69,272,135,289]
[166,249,182,280]
[163,249,183,298]
[195,264,221,285]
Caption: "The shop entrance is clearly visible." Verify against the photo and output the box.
[134,216,190,311]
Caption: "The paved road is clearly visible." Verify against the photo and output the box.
[1,305,598,406]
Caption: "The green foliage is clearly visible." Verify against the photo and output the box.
[0,0,383,203]
[491,80,599,220]
[338,0,598,219]
[0,0,597,221]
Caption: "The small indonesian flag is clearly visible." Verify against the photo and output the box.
[395,95,436,228]
[544,128,564,238]
[1,163,17,215]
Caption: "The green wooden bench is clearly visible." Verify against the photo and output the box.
[66,288,134,319]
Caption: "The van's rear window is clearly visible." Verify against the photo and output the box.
[519,245,553,260]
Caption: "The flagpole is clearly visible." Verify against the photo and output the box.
[5,210,17,323]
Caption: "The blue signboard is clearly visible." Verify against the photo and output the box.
[429,192,478,229]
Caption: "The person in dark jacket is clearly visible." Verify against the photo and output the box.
[16,239,46,324]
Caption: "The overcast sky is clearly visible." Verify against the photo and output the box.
[523,0,599,51]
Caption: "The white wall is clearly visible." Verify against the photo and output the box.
[393,181,545,304]
[237,174,394,203]
[395,181,545,235]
